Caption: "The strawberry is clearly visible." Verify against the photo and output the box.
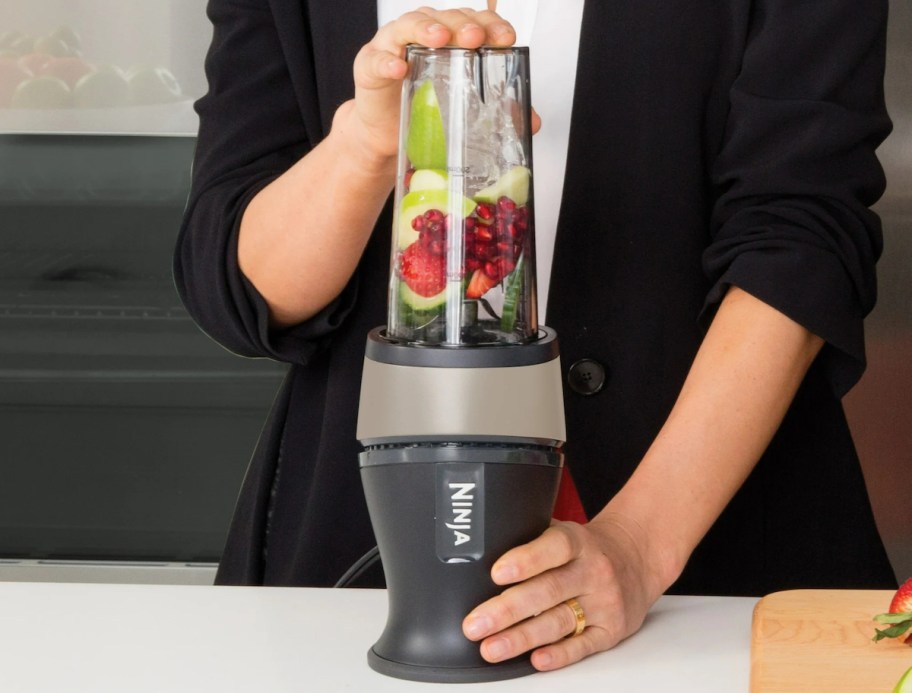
[465,268,496,299]
[873,577,912,644]
[399,242,446,297]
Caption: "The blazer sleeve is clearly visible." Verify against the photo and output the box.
[173,0,358,365]
[703,0,892,396]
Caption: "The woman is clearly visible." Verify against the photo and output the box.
[175,1,896,671]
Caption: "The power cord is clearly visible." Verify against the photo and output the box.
[334,545,381,588]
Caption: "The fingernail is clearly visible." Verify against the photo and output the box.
[484,637,509,661]
[458,22,481,34]
[491,563,517,583]
[426,22,446,33]
[534,650,553,669]
[491,24,512,37]
[464,613,493,639]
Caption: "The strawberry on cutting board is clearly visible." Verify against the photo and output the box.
[874,577,912,644]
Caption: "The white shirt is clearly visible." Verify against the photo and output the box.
[377,0,584,321]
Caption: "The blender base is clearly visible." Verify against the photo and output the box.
[367,647,537,683]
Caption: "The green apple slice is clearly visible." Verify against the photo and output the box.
[409,168,448,192]
[894,666,912,693]
[397,189,477,249]
[406,80,447,170]
[474,165,531,206]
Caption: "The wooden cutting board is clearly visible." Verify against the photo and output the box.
[751,589,912,692]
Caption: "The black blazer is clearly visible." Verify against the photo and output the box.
[175,0,897,593]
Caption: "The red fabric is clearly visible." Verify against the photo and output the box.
[552,466,588,524]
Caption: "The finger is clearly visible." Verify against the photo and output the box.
[531,107,542,135]
[463,9,516,45]
[372,10,453,56]
[353,46,409,91]
[355,11,448,93]
[413,8,514,47]
[530,626,616,672]
[476,600,581,663]
[373,9,480,55]
[357,10,482,92]
[464,568,583,642]
[491,522,583,585]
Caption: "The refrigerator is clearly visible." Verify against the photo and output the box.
[0,0,287,583]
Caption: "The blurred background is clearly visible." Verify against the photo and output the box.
[0,0,286,585]
[0,1,908,586]
[843,0,912,587]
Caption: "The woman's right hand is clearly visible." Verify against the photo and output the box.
[346,8,517,164]
[238,8,517,328]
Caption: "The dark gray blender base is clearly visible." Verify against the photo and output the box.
[367,648,537,683]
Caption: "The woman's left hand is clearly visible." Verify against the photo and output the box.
[462,515,667,671]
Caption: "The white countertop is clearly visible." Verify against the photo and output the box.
[0,582,756,692]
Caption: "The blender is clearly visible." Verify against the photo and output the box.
[356,45,566,683]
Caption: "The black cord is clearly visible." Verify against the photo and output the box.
[334,545,381,588]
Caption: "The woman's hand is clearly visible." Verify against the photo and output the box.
[348,8,517,162]
[461,287,825,671]
[462,514,668,671]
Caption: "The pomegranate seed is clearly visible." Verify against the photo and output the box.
[411,215,425,231]
[497,196,516,212]
[426,220,444,238]
[496,240,513,254]
[476,226,494,243]
[508,222,521,239]
[425,209,445,223]
[464,257,481,272]
[476,204,495,222]
[484,261,500,281]
[464,217,477,231]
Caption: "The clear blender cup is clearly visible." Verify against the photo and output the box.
[388,46,537,346]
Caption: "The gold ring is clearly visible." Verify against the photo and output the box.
[565,597,586,637]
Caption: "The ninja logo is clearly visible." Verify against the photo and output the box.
[446,482,475,546]
[436,463,484,561]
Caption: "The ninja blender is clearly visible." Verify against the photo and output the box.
[356,46,566,683]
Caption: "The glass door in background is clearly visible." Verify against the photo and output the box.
[0,0,287,584]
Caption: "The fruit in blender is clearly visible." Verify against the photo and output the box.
[408,168,449,192]
[398,189,476,249]
[398,241,447,310]
[474,166,531,207]
[406,80,447,170]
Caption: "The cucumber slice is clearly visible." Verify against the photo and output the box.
[500,255,524,333]
[399,281,447,311]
